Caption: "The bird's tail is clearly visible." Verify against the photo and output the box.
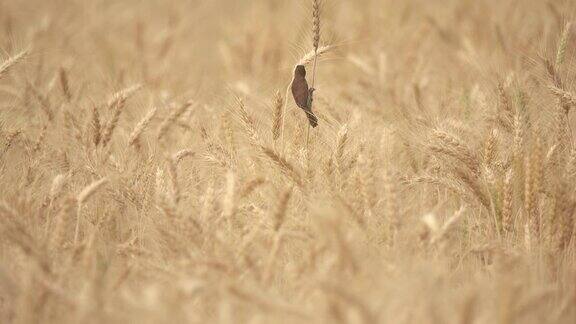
[305,110,318,128]
[306,88,318,127]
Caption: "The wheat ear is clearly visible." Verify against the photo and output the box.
[74,177,108,244]
[0,49,28,79]
[307,0,321,147]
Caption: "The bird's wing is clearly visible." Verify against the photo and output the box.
[291,77,309,109]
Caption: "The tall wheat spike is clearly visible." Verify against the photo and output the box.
[556,22,572,68]
[307,0,321,145]
[75,178,109,244]
[128,106,157,147]
[0,49,28,79]
[157,100,193,140]
[272,90,283,141]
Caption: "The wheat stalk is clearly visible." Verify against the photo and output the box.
[173,149,195,164]
[74,178,108,244]
[296,44,333,67]
[91,105,102,146]
[0,49,28,79]
[128,106,157,147]
[101,96,127,146]
[222,170,236,231]
[157,100,193,140]
[548,85,576,108]
[271,90,283,140]
[273,187,292,232]
[234,96,262,148]
[430,129,480,174]
[261,147,303,187]
[501,170,513,235]
[335,124,348,170]
[556,22,572,68]
[59,67,72,102]
[106,83,142,108]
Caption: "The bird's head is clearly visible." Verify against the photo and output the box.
[294,65,306,77]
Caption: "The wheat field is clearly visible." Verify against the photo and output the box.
[1,0,576,323]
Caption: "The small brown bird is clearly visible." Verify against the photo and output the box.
[291,65,318,127]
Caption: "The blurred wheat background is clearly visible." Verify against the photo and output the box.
[1,0,576,323]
